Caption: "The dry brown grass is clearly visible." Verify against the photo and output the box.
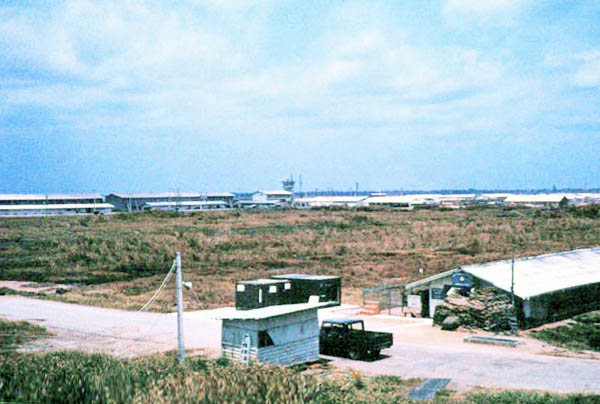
[1,207,599,311]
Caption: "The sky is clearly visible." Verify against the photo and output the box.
[1,0,599,194]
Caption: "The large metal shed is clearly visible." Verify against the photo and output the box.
[405,247,600,327]
[215,302,329,365]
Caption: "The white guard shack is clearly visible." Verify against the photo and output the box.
[215,301,329,366]
[405,247,600,327]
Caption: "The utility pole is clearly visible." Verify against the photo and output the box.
[175,252,185,362]
[510,249,515,307]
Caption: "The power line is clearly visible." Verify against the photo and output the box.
[137,260,176,312]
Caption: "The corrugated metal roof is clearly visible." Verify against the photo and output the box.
[206,192,235,197]
[461,247,600,299]
[143,201,227,207]
[404,269,459,291]
[0,203,114,210]
[504,194,568,203]
[0,194,103,201]
[295,196,367,203]
[213,302,331,320]
[107,192,203,199]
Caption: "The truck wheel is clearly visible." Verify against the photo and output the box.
[348,349,361,360]
[368,349,380,360]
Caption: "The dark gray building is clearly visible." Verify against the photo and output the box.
[106,192,235,212]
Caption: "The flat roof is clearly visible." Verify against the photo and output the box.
[238,278,288,285]
[0,194,102,201]
[271,273,340,280]
[206,192,235,197]
[213,301,331,320]
[0,203,114,210]
[107,192,203,199]
[322,318,362,324]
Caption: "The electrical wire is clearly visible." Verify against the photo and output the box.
[137,260,176,312]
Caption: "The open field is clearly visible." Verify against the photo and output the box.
[1,207,599,311]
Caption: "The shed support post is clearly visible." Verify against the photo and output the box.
[176,252,185,362]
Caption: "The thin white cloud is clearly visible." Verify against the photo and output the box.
[444,0,524,15]
[573,50,600,88]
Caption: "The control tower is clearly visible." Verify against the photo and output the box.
[282,176,295,194]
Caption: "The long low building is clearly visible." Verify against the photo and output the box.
[142,200,230,211]
[295,196,367,208]
[405,247,600,327]
[0,193,104,205]
[106,192,235,212]
[0,203,114,216]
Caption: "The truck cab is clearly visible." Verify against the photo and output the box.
[320,318,393,360]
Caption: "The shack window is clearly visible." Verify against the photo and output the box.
[284,283,291,290]
[258,331,274,347]
[236,284,245,292]
[269,285,277,293]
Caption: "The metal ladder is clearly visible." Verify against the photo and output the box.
[240,333,251,364]
[508,314,519,335]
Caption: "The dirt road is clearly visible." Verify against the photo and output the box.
[2,296,599,393]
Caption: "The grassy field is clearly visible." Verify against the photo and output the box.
[530,311,600,352]
[2,349,599,403]
[1,319,599,403]
[0,318,50,351]
[1,206,599,311]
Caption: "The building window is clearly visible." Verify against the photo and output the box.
[237,284,245,292]
[269,285,277,293]
[258,331,274,347]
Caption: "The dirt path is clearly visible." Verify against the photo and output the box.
[1,296,599,394]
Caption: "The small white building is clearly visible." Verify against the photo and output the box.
[252,190,293,203]
[237,190,293,208]
[215,301,329,366]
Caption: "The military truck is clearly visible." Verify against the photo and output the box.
[319,318,393,360]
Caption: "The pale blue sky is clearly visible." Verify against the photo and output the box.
[1,0,599,193]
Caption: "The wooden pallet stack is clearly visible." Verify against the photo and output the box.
[360,300,381,315]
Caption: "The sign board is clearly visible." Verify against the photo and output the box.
[407,294,422,309]
[430,288,445,300]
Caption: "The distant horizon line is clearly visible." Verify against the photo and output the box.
[2,187,599,197]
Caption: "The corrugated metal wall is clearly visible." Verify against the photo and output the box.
[220,308,320,366]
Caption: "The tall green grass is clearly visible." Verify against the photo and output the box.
[1,349,599,403]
